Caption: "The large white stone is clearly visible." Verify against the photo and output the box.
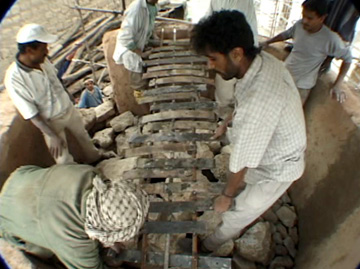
[93,127,114,149]
[96,157,138,181]
[102,85,113,97]
[78,107,96,130]
[110,111,135,132]
[95,100,115,122]
[211,153,230,182]
[276,205,297,228]
[235,222,275,265]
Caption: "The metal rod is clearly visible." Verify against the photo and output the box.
[74,0,97,82]
[156,16,193,25]
[122,0,126,10]
[71,5,123,14]
[72,59,106,67]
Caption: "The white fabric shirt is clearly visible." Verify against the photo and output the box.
[4,57,72,120]
[283,20,352,89]
[113,0,158,72]
[206,0,258,45]
[228,51,306,184]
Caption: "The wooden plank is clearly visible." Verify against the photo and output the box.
[149,51,197,59]
[141,110,215,124]
[124,143,195,158]
[150,101,216,112]
[129,133,213,144]
[136,158,215,169]
[122,169,193,180]
[115,250,232,269]
[142,182,225,196]
[149,76,214,87]
[147,64,206,73]
[143,121,217,133]
[138,85,207,97]
[143,69,207,79]
[149,200,213,213]
[144,221,206,234]
[152,45,189,53]
[160,39,190,46]
[136,92,198,104]
[144,56,207,66]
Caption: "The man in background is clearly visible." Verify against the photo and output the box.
[261,0,352,104]
[78,78,104,109]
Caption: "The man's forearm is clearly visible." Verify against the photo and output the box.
[222,168,248,198]
[30,114,58,138]
[334,61,351,86]
[265,33,288,45]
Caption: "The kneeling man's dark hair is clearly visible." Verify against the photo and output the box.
[191,10,260,59]
[18,41,42,54]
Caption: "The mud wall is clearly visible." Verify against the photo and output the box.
[290,73,360,268]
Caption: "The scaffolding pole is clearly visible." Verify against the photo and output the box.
[74,0,97,82]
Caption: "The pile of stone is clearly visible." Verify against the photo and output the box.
[78,101,299,268]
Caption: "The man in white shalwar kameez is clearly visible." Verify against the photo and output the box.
[113,0,158,90]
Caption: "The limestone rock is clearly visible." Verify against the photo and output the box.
[283,236,297,258]
[95,100,115,122]
[79,108,96,130]
[235,222,274,265]
[275,223,288,239]
[148,233,186,254]
[96,157,138,181]
[102,85,113,97]
[214,240,234,257]
[208,141,221,153]
[276,206,297,228]
[262,209,278,223]
[289,227,299,245]
[281,192,291,204]
[125,126,139,137]
[196,142,214,159]
[110,111,135,132]
[275,244,288,256]
[198,211,222,240]
[221,145,232,154]
[232,254,256,269]
[115,134,130,158]
[269,256,294,269]
[93,128,114,148]
[211,153,230,182]
[273,232,283,244]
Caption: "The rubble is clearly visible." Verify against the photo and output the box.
[276,205,298,228]
[93,127,114,148]
[110,111,136,132]
[95,99,116,122]
[234,222,274,265]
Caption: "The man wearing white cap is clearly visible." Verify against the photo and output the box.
[0,164,149,268]
[4,24,101,164]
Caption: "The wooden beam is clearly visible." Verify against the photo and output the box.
[141,182,225,196]
[124,143,195,158]
[136,158,215,169]
[144,221,206,234]
[149,76,214,87]
[143,69,207,79]
[143,121,217,132]
[152,46,189,53]
[129,133,213,144]
[115,250,232,268]
[147,64,206,73]
[149,51,197,59]
[122,169,193,180]
[136,92,198,104]
[150,101,216,112]
[138,85,207,97]
[140,110,215,124]
[149,200,213,213]
[144,56,207,66]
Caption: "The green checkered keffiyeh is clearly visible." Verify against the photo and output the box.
[85,175,149,247]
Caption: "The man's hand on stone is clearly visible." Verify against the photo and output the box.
[211,123,227,140]
[49,135,66,159]
[214,195,233,213]
[141,48,153,59]
[330,84,347,103]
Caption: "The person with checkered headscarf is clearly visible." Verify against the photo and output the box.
[0,164,149,268]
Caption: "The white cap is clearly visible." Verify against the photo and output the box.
[16,24,58,44]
